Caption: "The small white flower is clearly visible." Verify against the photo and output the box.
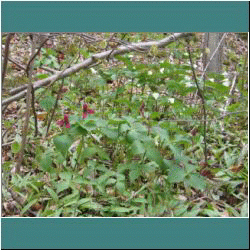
[148,71,153,75]
[152,92,160,100]
[222,80,230,87]
[185,81,193,87]
[160,68,164,73]
[168,98,175,104]
[90,68,97,74]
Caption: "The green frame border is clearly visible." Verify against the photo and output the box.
[1,1,249,249]
[1,1,249,32]
[2,218,249,249]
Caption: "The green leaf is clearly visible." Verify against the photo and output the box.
[35,73,49,79]
[54,135,73,157]
[61,190,80,207]
[168,166,186,183]
[130,140,145,155]
[20,199,38,215]
[95,146,110,160]
[11,142,20,154]
[129,168,141,183]
[40,96,56,111]
[45,186,59,202]
[69,123,88,137]
[101,127,119,140]
[110,207,132,213]
[144,142,163,166]
[240,202,248,217]
[80,147,97,162]
[186,173,206,191]
[132,198,148,203]
[56,181,70,193]
[40,153,54,173]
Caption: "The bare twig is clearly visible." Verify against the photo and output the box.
[31,85,38,136]
[2,33,15,87]
[187,43,208,164]
[15,36,36,173]
[1,55,26,71]
[2,33,193,107]
[221,72,239,132]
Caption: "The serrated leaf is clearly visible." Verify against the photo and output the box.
[101,127,119,140]
[54,135,73,157]
[168,166,186,183]
[144,142,163,166]
[130,140,145,155]
[40,96,56,111]
[40,153,54,173]
[186,173,206,191]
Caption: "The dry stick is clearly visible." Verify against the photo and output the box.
[31,86,38,136]
[15,37,36,173]
[9,66,58,96]
[45,78,65,137]
[9,84,28,95]
[187,44,208,164]
[27,36,50,137]
[39,66,59,74]
[2,32,193,107]
[2,33,15,87]
[1,56,26,71]
[2,55,57,77]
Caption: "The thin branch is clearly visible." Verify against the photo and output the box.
[25,36,49,76]
[2,33,193,107]
[1,55,26,70]
[2,33,15,87]
[187,43,208,164]
[15,36,36,173]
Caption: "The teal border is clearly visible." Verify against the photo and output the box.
[1,1,249,249]
[1,218,249,249]
[1,1,249,32]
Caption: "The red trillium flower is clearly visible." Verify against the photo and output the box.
[82,103,95,119]
[56,114,71,128]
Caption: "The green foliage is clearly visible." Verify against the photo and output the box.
[3,33,248,217]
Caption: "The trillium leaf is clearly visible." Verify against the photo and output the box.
[54,135,73,157]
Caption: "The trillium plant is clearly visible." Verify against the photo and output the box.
[56,114,71,128]
[82,103,95,119]
[56,103,95,128]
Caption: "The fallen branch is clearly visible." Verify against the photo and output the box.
[2,32,193,107]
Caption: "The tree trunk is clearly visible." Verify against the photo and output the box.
[203,33,224,74]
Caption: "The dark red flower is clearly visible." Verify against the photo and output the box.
[82,103,95,119]
[57,114,70,128]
